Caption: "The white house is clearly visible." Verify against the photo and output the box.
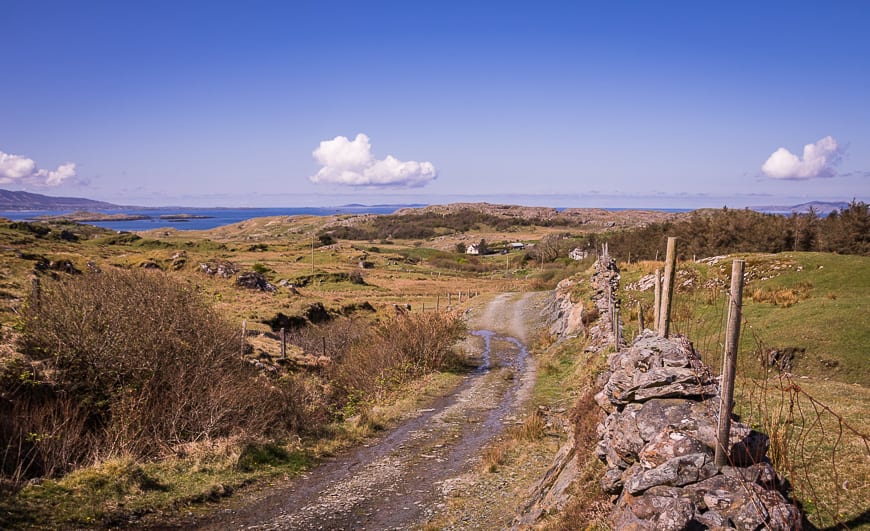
[569,248,589,260]
[466,244,480,255]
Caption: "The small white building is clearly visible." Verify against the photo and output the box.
[569,248,589,261]
[510,242,525,250]
[466,244,480,255]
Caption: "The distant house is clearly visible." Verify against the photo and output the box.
[466,244,480,255]
[569,248,589,261]
[510,242,525,250]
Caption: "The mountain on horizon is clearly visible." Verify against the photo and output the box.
[749,201,851,215]
[0,189,121,211]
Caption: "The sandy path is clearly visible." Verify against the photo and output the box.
[167,292,543,531]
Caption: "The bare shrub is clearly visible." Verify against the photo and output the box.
[329,312,466,408]
[7,269,316,478]
[286,318,368,363]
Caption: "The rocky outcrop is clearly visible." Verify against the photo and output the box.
[544,278,587,339]
[236,272,276,292]
[200,260,238,278]
[544,252,621,346]
[595,332,799,530]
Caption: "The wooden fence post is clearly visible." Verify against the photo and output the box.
[637,301,645,333]
[280,327,286,359]
[615,303,621,346]
[658,237,677,338]
[715,259,745,467]
[653,269,661,334]
[241,319,247,356]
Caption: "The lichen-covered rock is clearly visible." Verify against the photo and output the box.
[639,428,712,468]
[601,466,624,494]
[611,487,696,531]
[601,333,717,408]
[623,453,718,494]
[684,468,798,530]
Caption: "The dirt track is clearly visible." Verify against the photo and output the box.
[180,292,543,530]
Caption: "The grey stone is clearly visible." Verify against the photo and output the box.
[624,453,718,494]
[611,489,695,531]
[600,467,624,494]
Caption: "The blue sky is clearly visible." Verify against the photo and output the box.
[1,1,868,208]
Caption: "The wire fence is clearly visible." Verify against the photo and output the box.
[642,271,870,529]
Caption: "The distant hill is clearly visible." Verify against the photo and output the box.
[750,201,850,215]
[0,189,121,210]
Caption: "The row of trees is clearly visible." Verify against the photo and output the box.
[586,201,869,261]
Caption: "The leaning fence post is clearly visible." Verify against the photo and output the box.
[715,259,745,467]
[658,237,677,338]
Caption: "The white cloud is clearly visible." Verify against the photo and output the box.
[761,136,842,180]
[309,133,437,187]
[0,149,76,186]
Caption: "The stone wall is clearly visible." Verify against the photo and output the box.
[594,332,800,530]
[544,251,622,348]
[524,253,800,530]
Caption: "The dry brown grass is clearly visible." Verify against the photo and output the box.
[509,410,548,443]
[481,442,509,473]
[750,280,813,307]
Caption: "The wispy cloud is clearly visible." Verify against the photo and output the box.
[761,136,842,180]
[309,133,437,188]
[0,149,77,186]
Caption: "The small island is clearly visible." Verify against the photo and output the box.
[158,214,214,220]
[34,211,151,222]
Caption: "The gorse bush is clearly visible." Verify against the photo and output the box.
[3,269,318,480]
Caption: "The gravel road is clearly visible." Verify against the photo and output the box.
[178,292,543,530]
